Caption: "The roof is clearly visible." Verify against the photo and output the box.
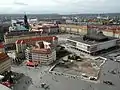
[16,24,29,31]
[86,30,108,41]
[5,31,46,37]
[0,84,11,90]
[16,36,58,44]
[0,52,9,63]
[21,40,26,44]
[0,43,4,48]
[15,40,21,44]
[31,24,58,30]
[68,36,116,45]
[31,48,51,54]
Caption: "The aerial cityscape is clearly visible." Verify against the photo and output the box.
[0,0,120,90]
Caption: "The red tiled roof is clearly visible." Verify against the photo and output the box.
[21,40,26,44]
[15,40,21,44]
[0,43,4,48]
[16,36,58,44]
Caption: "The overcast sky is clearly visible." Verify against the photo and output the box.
[0,0,119,14]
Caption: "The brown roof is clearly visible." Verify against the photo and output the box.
[31,48,51,54]
[0,52,10,63]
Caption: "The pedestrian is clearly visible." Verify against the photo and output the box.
[103,73,106,76]
[23,86,25,89]
[90,85,92,88]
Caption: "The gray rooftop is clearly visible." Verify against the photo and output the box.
[68,36,116,45]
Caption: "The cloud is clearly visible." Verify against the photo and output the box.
[0,0,120,14]
[13,2,28,6]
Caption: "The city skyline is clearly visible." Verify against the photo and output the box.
[0,0,120,14]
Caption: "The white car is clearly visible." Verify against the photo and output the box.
[82,73,88,78]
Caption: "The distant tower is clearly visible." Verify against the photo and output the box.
[24,14,29,29]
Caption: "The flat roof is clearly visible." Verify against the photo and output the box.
[68,36,117,45]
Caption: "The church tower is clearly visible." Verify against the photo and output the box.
[24,14,29,29]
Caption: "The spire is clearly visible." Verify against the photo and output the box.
[24,14,29,29]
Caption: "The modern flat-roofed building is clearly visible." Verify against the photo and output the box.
[67,30,120,55]
[0,52,11,74]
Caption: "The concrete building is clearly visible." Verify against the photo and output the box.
[0,43,5,53]
[0,52,11,74]
[15,36,58,53]
[25,41,56,65]
[67,30,120,55]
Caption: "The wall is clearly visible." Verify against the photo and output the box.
[97,39,117,51]
[0,59,11,74]
[76,42,89,52]
[4,34,47,45]
[59,24,120,38]
[32,49,56,65]
[59,24,87,35]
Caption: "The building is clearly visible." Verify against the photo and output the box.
[0,52,11,74]
[25,41,56,65]
[59,24,88,35]
[4,31,48,49]
[15,36,58,53]
[67,30,120,55]
[30,23,59,34]
[9,15,29,32]
[59,24,120,38]
[9,24,29,32]
[0,43,5,53]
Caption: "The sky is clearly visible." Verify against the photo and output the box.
[0,0,120,14]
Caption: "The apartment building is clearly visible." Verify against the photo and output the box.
[0,52,11,74]
[25,41,56,65]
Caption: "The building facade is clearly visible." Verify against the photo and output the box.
[67,37,119,55]
[4,31,48,50]
[59,24,120,38]
[0,52,11,74]
[15,36,58,53]
[0,43,5,53]
[25,41,56,65]
[30,23,59,34]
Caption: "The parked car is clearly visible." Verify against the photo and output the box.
[103,81,114,85]
[89,77,97,81]
[41,83,50,89]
